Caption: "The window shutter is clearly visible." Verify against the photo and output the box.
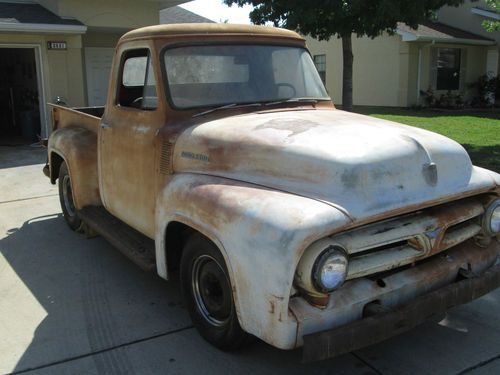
[459,48,467,92]
[429,47,438,90]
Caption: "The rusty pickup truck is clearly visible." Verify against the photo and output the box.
[44,24,500,361]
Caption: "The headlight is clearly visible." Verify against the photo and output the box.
[295,239,349,295]
[483,199,500,236]
[313,246,349,292]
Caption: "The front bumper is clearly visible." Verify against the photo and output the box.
[302,247,500,362]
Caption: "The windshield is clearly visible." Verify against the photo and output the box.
[163,44,329,109]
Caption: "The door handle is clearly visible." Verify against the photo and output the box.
[101,123,112,129]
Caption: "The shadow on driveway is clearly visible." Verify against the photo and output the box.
[0,146,47,169]
[0,214,375,375]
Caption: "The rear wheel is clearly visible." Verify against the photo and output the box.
[58,161,82,231]
[180,233,249,350]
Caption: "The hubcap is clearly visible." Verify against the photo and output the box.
[62,175,76,217]
[192,255,232,326]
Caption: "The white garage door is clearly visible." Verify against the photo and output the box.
[84,47,114,107]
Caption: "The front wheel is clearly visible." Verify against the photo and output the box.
[180,233,249,350]
[58,161,83,231]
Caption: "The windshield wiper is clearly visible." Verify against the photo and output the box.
[193,102,262,118]
[264,98,320,106]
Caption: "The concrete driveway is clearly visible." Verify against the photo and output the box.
[0,145,499,375]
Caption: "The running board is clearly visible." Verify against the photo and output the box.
[78,206,156,271]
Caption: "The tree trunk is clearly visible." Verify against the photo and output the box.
[342,35,353,112]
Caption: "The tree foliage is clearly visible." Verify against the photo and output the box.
[224,0,466,40]
[483,0,500,32]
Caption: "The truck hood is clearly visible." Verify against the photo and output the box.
[173,109,496,219]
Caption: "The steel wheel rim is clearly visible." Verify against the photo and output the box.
[62,174,76,217]
[192,254,232,327]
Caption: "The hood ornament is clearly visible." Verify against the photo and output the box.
[422,162,438,186]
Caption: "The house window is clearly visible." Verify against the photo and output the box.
[437,48,461,90]
[313,54,326,85]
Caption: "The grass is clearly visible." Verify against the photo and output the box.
[354,107,500,173]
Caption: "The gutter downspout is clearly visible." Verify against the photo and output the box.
[417,40,435,105]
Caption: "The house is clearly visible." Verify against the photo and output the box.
[306,0,498,108]
[439,0,499,75]
[0,0,186,144]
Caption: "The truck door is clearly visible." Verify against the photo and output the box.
[99,47,164,238]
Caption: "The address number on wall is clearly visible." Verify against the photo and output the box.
[47,41,67,50]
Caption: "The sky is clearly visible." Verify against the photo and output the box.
[180,0,253,24]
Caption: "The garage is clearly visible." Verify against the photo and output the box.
[0,46,43,145]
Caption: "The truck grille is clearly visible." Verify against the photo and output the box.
[330,197,485,280]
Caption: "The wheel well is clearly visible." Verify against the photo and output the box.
[165,221,196,277]
[50,152,64,184]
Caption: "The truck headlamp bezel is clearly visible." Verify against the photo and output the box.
[295,239,349,296]
[312,245,349,293]
[483,199,500,236]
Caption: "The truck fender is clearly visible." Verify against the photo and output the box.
[155,173,350,349]
[48,126,101,209]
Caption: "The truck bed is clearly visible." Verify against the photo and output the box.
[50,104,103,133]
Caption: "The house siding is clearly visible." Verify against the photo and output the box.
[307,33,494,108]
[306,33,406,107]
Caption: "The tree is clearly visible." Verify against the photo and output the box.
[224,0,465,111]
[482,0,500,32]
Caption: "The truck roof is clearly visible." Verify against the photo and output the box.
[121,23,303,42]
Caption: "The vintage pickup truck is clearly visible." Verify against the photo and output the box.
[44,24,500,361]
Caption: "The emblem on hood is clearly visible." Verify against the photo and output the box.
[181,151,210,162]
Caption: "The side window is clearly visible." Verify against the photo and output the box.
[118,49,157,110]
[272,48,305,98]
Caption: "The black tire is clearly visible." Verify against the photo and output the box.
[58,161,83,231]
[180,233,249,350]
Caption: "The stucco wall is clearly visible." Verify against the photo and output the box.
[306,33,406,107]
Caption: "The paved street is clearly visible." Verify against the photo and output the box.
[0,145,499,375]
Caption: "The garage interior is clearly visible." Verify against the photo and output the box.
[0,48,41,145]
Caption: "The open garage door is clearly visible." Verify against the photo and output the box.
[0,47,44,145]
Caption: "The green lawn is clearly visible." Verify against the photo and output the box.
[354,107,500,173]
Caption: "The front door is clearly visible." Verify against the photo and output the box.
[99,47,163,238]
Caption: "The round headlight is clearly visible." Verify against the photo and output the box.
[483,199,500,236]
[312,246,348,293]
